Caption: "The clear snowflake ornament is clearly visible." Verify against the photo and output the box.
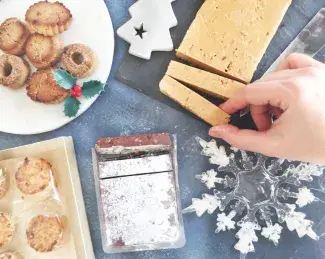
[183,137,325,255]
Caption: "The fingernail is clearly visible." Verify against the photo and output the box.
[209,126,227,137]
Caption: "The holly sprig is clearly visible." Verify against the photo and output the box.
[52,69,105,117]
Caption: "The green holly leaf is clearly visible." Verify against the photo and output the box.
[64,96,81,117]
[82,80,105,99]
[52,69,77,90]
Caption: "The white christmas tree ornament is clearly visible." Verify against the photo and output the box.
[117,0,178,60]
[182,194,221,217]
[296,187,315,208]
[216,211,236,232]
[261,223,283,245]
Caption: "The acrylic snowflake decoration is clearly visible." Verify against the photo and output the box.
[183,137,325,254]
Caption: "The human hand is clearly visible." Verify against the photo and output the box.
[209,53,325,164]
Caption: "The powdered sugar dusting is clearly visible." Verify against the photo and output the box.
[98,154,173,178]
[99,172,180,248]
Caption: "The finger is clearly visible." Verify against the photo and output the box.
[219,88,247,114]
[250,105,272,131]
[208,124,280,155]
[220,81,291,114]
[270,106,283,119]
[219,88,248,114]
[260,68,311,82]
[277,53,324,70]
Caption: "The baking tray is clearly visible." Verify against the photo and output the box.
[0,137,94,259]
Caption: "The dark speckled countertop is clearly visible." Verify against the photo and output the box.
[1,0,325,258]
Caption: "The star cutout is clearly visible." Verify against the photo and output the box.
[134,24,147,39]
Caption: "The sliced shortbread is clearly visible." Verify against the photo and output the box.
[166,61,244,99]
[159,75,230,125]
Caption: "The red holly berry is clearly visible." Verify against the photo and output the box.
[70,85,82,98]
[74,84,82,92]
[75,91,82,98]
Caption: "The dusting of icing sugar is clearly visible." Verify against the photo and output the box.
[180,184,191,200]
[99,172,181,248]
[96,145,170,155]
[98,154,173,178]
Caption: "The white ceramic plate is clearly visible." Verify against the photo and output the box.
[0,0,114,135]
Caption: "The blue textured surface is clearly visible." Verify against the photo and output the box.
[1,0,325,258]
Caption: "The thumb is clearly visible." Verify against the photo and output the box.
[209,124,280,156]
[277,53,324,70]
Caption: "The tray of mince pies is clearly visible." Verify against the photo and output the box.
[0,137,94,259]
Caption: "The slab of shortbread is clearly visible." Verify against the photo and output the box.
[176,0,292,83]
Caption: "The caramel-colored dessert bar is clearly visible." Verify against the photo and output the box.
[177,0,292,82]
[159,75,230,125]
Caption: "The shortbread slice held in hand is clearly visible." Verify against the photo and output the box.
[159,75,230,125]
